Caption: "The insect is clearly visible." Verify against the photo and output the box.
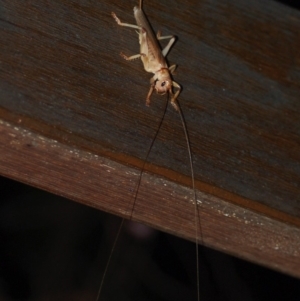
[111,1,181,110]
[97,1,200,300]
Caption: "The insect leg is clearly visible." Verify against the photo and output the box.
[112,12,145,61]
[146,85,154,106]
[120,52,143,61]
[169,64,177,74]
[112,12,141,30]
[156,31,176,57]
[170,81,181,110]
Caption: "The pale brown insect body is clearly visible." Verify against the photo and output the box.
[112,1,181,109]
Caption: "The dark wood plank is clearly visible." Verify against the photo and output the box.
[1,0,300,277]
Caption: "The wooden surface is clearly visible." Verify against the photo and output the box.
[1,0,300,278]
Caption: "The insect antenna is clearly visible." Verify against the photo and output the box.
[173,97,201,301]
[95,98,168,301]
[128,97,169,218]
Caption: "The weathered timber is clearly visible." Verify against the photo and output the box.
[0,0,300,278]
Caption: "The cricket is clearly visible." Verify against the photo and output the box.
[111,1,181,110]
[97,1,200,300]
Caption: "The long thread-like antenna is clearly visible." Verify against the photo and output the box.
[174,98,200,301]
[95,100,169,301]
[128,99,169,218]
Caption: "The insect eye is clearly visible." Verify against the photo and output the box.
[161,81,166,87]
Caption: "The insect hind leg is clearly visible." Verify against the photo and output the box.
[112,12,141,30]
[120,52,144,61]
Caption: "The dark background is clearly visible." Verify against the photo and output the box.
[1,175,300,301]
[276,0,300,9]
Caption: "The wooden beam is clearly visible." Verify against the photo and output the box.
[0,0,300,278]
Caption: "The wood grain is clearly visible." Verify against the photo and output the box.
[0,0,300,277]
